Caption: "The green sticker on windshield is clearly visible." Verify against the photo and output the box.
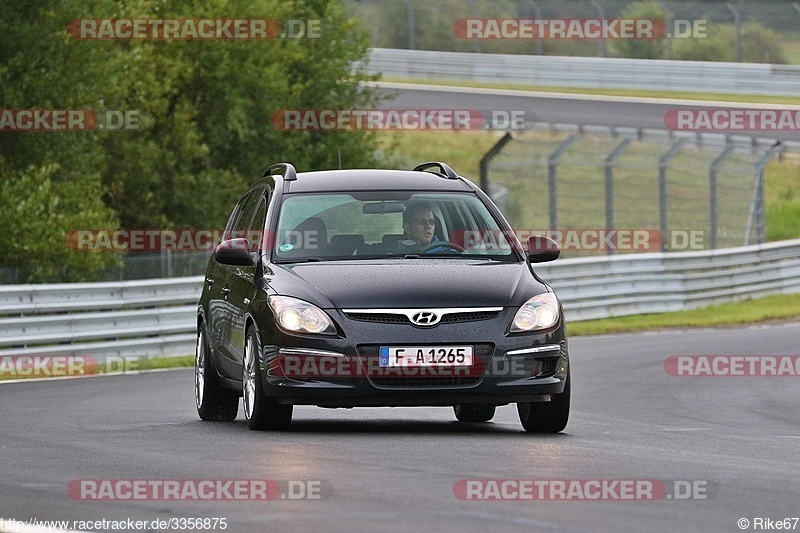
[279,244,294,252]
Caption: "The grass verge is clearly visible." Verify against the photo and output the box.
[382,77,800,106]
[0,354,194,382]
[568,294,800,336]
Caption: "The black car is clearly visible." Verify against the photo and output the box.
[195,162,569,433]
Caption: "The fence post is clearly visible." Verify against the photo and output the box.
[709,144,734,250]
[547,133,580,230]
[725,3,742,62]
[528,1,543,56]
[604,138,632,254]
[479,132,514,195]
[590,0,607,58]
[400,0,416,50]
[747,143,783,245]
[658,139,685,251]
[658,1,674,59]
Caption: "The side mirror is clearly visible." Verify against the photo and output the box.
[215,238,255,267]
[526,235,560,263]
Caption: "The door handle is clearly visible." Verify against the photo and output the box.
[221,287,231,295]
[205,277,214,286]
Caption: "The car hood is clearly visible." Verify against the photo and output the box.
[267,260,547,309]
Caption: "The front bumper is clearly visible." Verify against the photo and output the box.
[258,307,569,408]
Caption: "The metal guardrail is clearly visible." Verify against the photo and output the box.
[536,238,800,321]
[368,48,800,96]
[0,239,798,360]
[0,277,202,359]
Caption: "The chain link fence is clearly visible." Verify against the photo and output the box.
[484,124,792,257]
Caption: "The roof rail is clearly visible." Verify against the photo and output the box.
[413,161,459,180]
[263,162,297,181]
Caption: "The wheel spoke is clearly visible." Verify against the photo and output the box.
[243,339,256,420]
[195,333,205,408]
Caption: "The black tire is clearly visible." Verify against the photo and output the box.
[243,326,293,431]
[517,374,570,433]
[453,404,496,422]
[195,324,239,421]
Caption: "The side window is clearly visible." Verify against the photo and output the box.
[231,188,263,240]
[247,197,267,253]
[223,191,252,242]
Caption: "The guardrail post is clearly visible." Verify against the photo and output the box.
[547,133,580,230]
[604,138,632,254]
[746,143,783,245]
[709,144,734,250]
[658,139,685,251]
[479,132,514,196]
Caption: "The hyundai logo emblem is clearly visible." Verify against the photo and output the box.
[410,311,440,326]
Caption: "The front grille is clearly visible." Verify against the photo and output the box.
[357,344,493,389]
[345,313,411,324]
[344,310,500,325]
[440,311,500,323]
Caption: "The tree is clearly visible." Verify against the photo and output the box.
[674,21,787,64]
[608,0,668,60]
[0,0,382,282]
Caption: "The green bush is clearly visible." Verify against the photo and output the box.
[608,0,668,60]
[675,21,787,63]
[0,0,381,282]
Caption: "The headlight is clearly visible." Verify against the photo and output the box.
[268,296,336,335]
[510,293,560,332]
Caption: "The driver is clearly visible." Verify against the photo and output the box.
[402,202,440,247]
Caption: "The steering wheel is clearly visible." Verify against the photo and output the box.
[420,241,466,253]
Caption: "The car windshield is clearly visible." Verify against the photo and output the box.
[273,191,518,262]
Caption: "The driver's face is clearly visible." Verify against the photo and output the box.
[403,208,435,245]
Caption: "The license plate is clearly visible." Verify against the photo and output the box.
[379,346,474,367]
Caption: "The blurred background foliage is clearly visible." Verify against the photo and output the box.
[1,0,796,282]
[0,0,381,282]
[347,0,790,63]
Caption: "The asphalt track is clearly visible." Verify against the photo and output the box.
[2,322,799,533]
[376,82,800,141]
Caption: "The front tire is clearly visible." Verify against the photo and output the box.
[243,326,293,431]
[517,374,570,433]
[195,324,239,421]
[453,404,496,422]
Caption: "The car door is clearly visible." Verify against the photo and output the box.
[205,192,251,369]
[224,191,269,375]
[215,187,265,378]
